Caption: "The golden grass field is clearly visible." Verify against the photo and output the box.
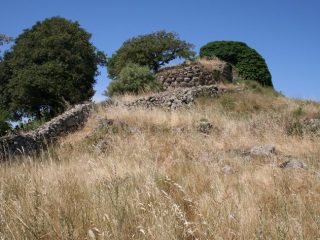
[0,86,320,239]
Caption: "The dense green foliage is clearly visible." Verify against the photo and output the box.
[0,17,105,121]
[0,109,10,136]
[200,41,273,87]
[107,31,195,79]
[106,63,160,96]
[0,53,12,108]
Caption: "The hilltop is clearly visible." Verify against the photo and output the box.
[0,65,319,239]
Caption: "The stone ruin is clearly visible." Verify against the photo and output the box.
[156,59,238,90]
[0,103,91,161]
[0,59,239,161]
[122,85,227,110]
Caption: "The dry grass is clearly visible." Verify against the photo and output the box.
[0,91,320,239]
[197,57,227,72]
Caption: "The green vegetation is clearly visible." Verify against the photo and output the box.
[0,109,10,136]
[0,34,13,57]
[106,63,160,96]
[107,31,195,79]
[200,41,273,87]
[0,17,106,121]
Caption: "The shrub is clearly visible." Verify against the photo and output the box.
[106,64,160,97]
[0,109,11,136]
[292,107,304,118]
[14,118,46,132]
[200,41,273,87]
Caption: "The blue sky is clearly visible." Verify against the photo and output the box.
[1,0,319,101]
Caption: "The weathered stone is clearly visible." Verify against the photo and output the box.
[0,103,92,161]
[279,159,307,169]
[122,85,224,110]
[222,165,233,175]
[249,144,276,156]
[197,120,213,134]
[302,118,320,135]
[156,60,236,89]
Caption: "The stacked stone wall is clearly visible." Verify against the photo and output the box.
[0,103,92,160]
[156,61,234,89]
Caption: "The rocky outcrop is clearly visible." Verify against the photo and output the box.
[0,103,92,161]
[156,60,235,90]
[122,85,226,110]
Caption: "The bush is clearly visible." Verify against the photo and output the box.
[106,64,161,97]
[0,109,11,136]
[14,118,46,132]
[200,41,273,87]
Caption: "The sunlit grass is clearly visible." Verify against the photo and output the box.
[0,91,319,239]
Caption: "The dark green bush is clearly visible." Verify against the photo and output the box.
[200,41,273,87]
[0,109,11,136]
[106,64,160,97]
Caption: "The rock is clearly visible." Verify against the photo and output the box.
[96,117,114,128]
[222,165,233,175]
[172,127,185,133]
[249,144,276,156]
[303,118,320,135]
[197,120,213,134]
[279,159,307,169]
[155,60,236,88]
[123,85,223,110]
[94,139,109,153]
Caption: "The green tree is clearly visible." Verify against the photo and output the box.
[200,41,273,87]
[0,34,13,55]
[107,31,195,79]
[0,52,12,107]
[2,17,106,120]
[106,63,160,96]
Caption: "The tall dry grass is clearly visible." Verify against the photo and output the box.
[0,91,320,239]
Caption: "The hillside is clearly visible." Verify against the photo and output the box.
[0,82,319,239]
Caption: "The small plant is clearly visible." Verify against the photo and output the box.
[286,121,304,136]
[220,95,236,111]
[0,109,11,136]
[292,107,304,118]
[15,118,46,132]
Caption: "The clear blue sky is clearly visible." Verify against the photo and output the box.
[1,0,319,101]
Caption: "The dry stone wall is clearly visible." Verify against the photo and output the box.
[0,103,92,161]
[123,85,227,110]
[156,61,234,90]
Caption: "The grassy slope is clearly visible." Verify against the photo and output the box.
[0,86,320,239]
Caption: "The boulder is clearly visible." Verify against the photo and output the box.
[249,144,276,156]
[279,159,307,169]
[222,165,233,175]
[197,120,213,134]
